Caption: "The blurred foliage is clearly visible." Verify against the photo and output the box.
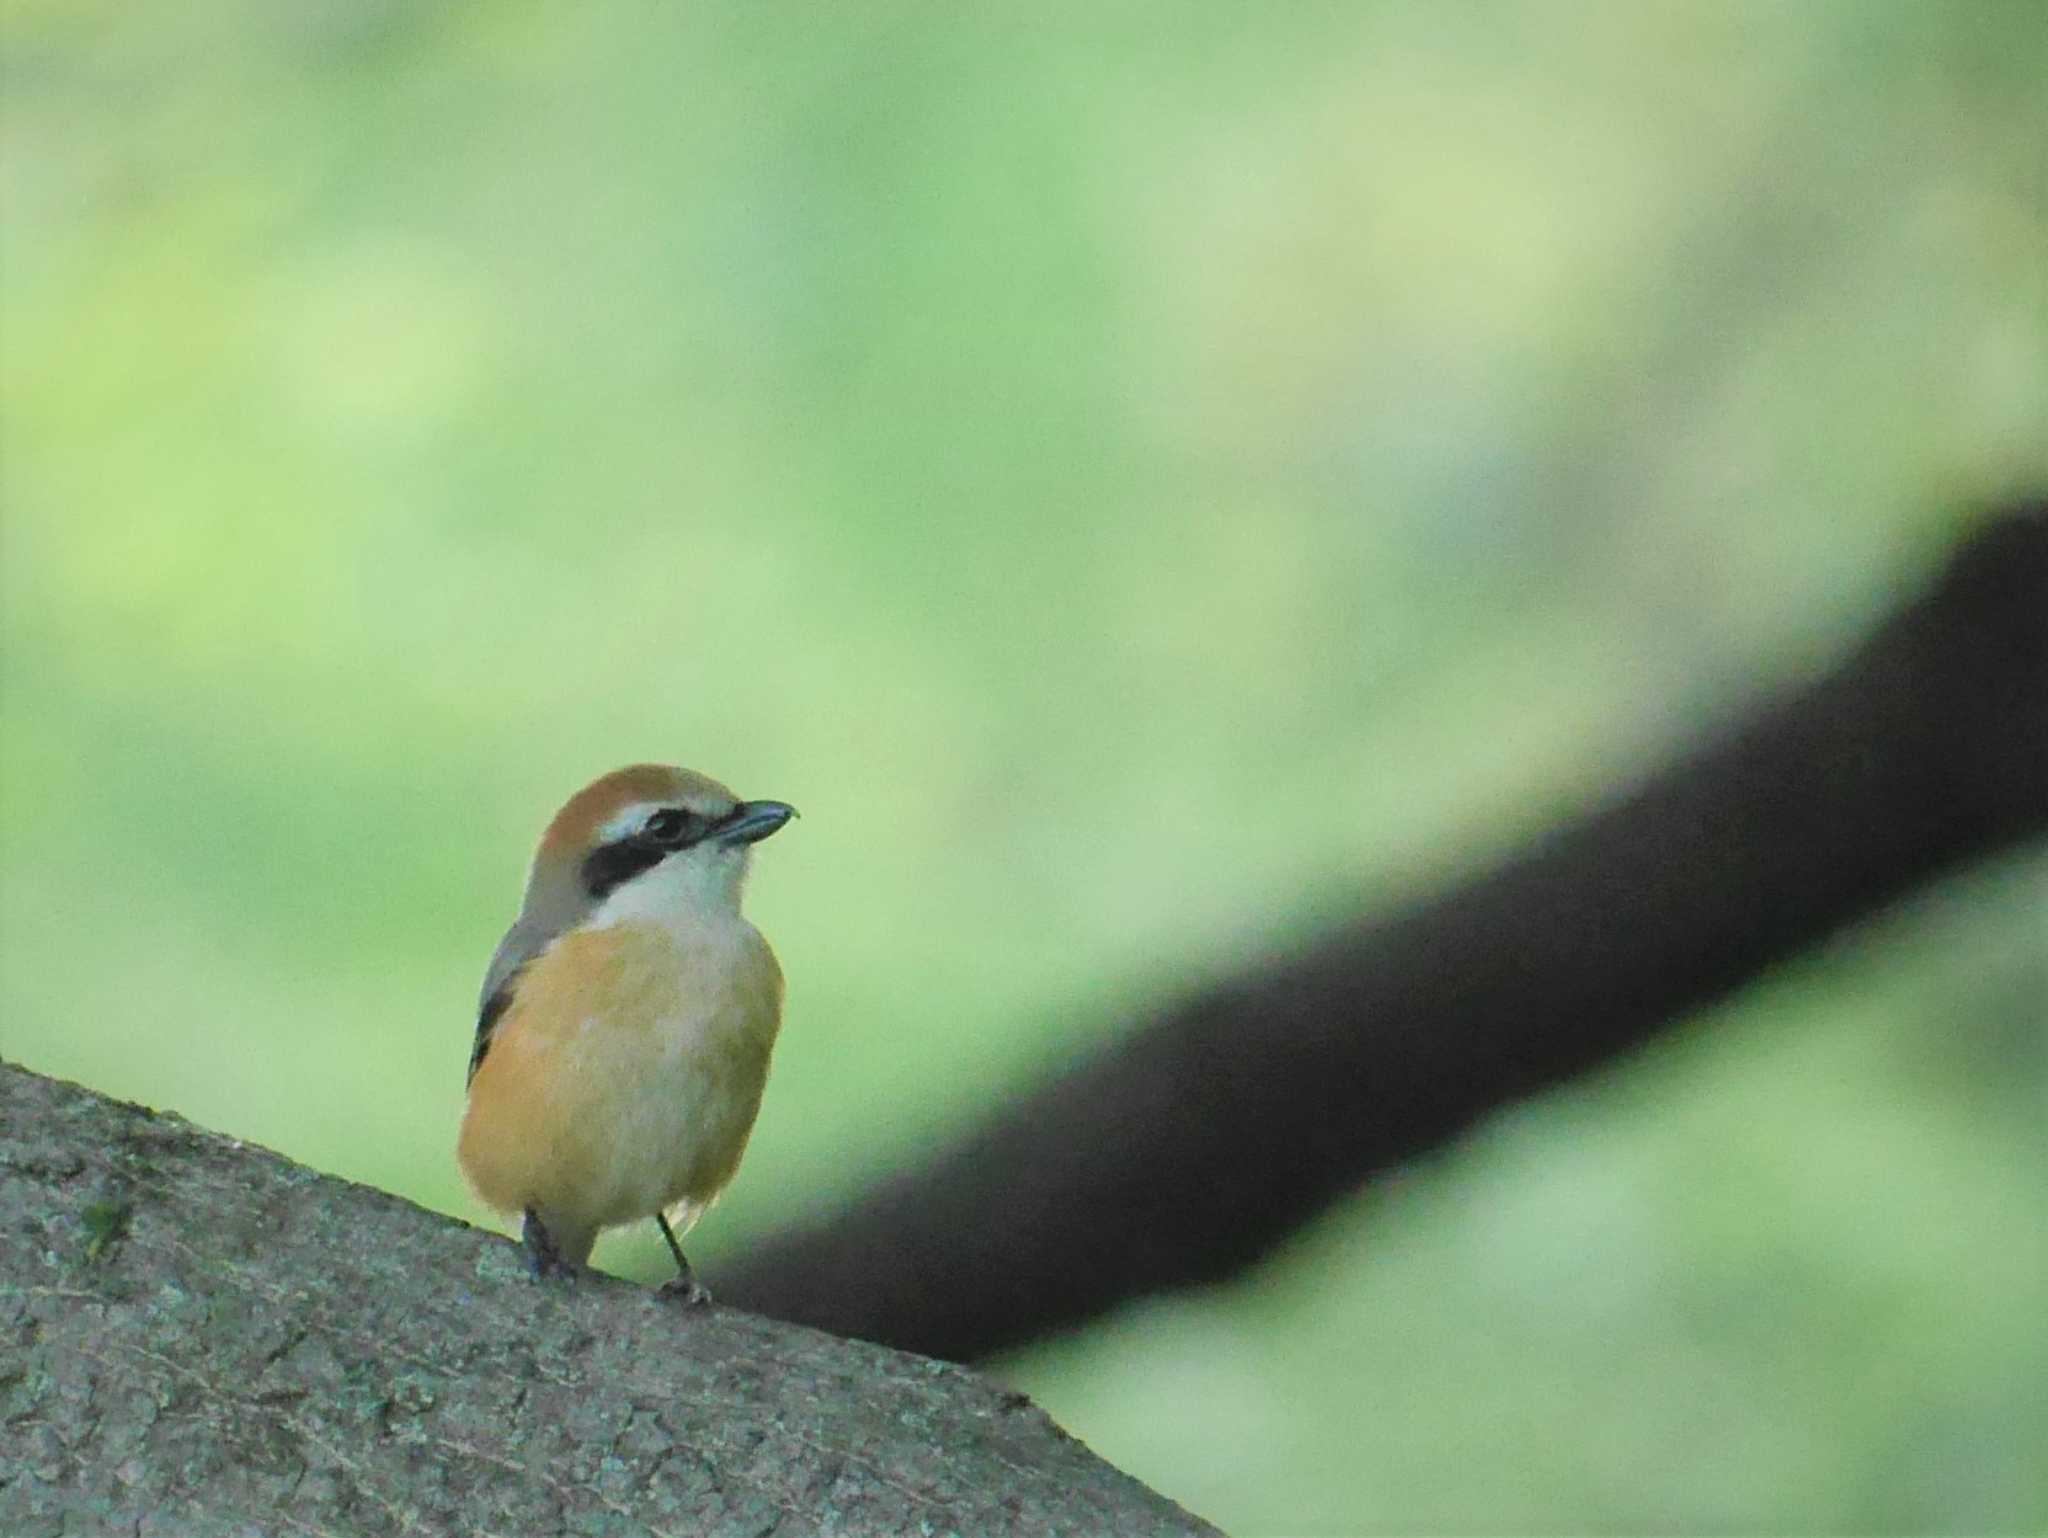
[3,2,2043,1532]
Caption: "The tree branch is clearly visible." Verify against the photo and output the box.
[0,1063,1218,1537]
[718,500,2048,1363]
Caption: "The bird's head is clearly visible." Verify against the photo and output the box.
[521,764,795,932]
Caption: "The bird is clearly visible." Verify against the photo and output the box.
[457,763,795,1304]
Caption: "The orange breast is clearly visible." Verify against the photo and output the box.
[457,919,783,1252]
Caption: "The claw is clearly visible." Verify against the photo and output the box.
[521,1208,576,1280]
[654,1211,711,1305]
[659,1273,714,1307]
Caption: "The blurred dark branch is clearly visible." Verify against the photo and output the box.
[720,501,2048,1363]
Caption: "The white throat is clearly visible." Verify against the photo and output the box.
[587,846,752,935]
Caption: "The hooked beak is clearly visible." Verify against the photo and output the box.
[715,799,797,846]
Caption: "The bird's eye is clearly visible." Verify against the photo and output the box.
[643,810,691,845]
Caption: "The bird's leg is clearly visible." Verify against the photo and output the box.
[655,1212,712,1306]
[521,1207,576,1280]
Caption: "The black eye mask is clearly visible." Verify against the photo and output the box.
[579,806,725,900]
[579,838,668,902]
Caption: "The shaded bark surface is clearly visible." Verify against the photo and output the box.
[719,502,2048,1364]
[0,1063,1219,1537]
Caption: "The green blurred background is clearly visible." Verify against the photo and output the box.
[4,2,2044,1531]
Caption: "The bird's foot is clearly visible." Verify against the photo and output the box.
[658,1272,713,1307]
[521,1208,576,1281]
[653,1211,711,1305]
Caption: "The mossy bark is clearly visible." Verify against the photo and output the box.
[0,1062,1219,1537]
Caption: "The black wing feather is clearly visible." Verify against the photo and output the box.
[468,971,522,1085]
